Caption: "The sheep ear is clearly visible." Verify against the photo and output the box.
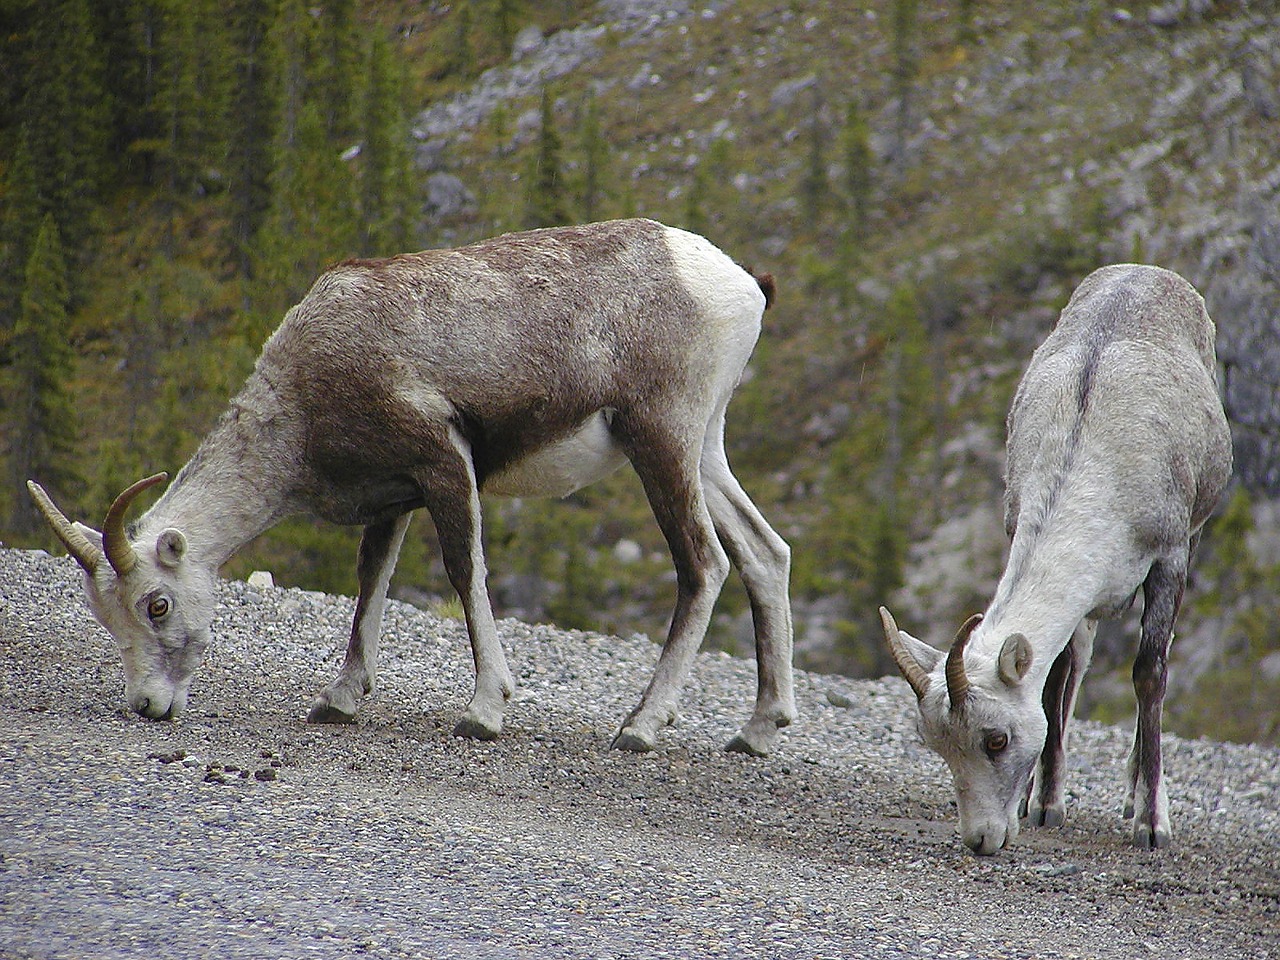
[74,522,104,555]
[155,528,187,568]
[998,633,1033,686]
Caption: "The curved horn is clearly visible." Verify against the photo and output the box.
[946,613,984,714]
[26,480,103,573]
[879,606,931,701]
[102,473,168,578]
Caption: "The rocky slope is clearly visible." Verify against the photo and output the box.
[392,0,1280,735]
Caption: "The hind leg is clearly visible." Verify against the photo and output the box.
[701,412,796,756]
[611,411,730,752]
[1125,555,1186,849]
[1026,618,1095,826]
[309,513,413,723]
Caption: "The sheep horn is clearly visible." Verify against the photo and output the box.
[26,480,104,574]
[102,473,168,578]
[879,606,932,701]
[946,613,984,714]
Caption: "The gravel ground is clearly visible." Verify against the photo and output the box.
[1,547,1278,959]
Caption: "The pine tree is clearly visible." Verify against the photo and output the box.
[0,134,43,340]
[800,85,827,228]
[5,215,78,535]
[576,91,609,223]
[316,0,363,145]
[251,0,360,322]
[841,101,873,240]
[523,89,570,229]
[446,1,476,79]
[491,0,520,60]
[889,0,919,174]
[140,0,235,246]
[19,0,108,281]
[227,0,281,278]
[255,98,361,320]
[956,0,978,46]
[360,33,415,256]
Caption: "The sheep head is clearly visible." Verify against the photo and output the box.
[880,606,1045,855]
[28,474,215,720]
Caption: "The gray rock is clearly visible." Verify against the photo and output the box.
[424,173,476,218]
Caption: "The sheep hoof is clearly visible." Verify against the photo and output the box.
[1027,803,1066,828]
[307,702,357,724]
[724,733,769,757]
[1132,821,1172,850]
[611,727,656,753]
[453,713,502,741]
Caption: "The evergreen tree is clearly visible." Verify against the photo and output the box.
[0,134,42,339]
[800,85,827,228]
[360,33,415,256]
[683,136,731,239]
[228,0,281,278]
[316,0,363,145]
[576,91,608,223]
[446,1,476,79]
[491,0,520,61]
[841,101,873,240]
[90,0,151,180]
[957,0,978,46]
[19,0,108,282]
[255,97,361,321]
[683,160,709,237]
[5,216,78,535]
[141,0,235,245]
[251,0,360,322]
[889,0,919,174]
[523,89,570,229]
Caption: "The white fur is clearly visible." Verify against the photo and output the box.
[885,264,1231,855]
[664,225,764,361]
[482,411,628,498]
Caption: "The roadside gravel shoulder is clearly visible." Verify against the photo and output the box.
[2,548,1277,959]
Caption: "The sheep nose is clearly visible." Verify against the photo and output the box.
[132,697,174,721]
[963,829,1005,856]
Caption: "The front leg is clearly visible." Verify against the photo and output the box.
[1027,618,1095,827]
[309,513,413,723]
[1124,557,1186,850]
[420,427,514,741]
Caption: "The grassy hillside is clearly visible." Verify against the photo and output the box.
[3,0,1278,742]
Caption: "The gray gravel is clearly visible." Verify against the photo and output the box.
[1,548,1277,959]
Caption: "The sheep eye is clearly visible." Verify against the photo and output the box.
[147,597,171,620]
[985,731,1010,754]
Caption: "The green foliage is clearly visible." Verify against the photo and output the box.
[523,88,571,229]
[840,100,873,242]
[227,0,280,276]
[4,215,78,534]
[360,32,416,255]
[800,86,827,229]
[576,91,609,223]
[889,0,919,169]
[0,134,42,334]
[16,0,108,282]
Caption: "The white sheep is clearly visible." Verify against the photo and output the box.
[881,263,1232,853]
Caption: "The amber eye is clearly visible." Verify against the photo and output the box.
[985,731,1009,754]
[147,597,171,620]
